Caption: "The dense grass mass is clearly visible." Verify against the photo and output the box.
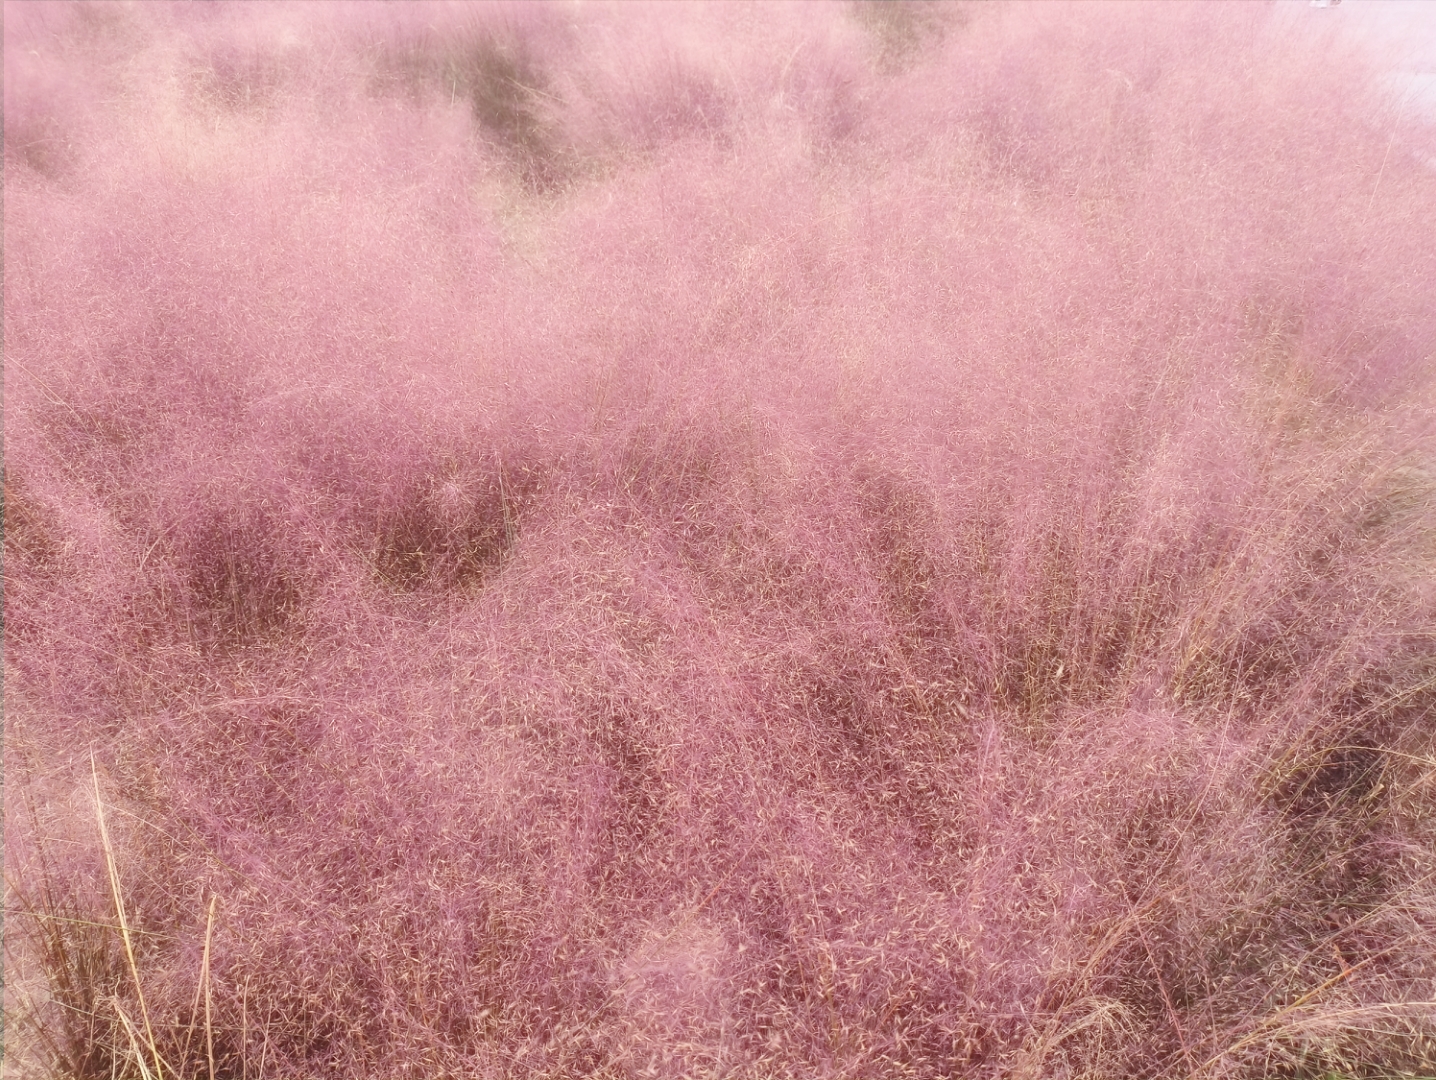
[5,2,1436,1077]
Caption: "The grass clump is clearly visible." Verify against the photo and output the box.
[6,2,1436,1078]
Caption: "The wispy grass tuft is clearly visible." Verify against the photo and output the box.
[6,2,1436,1077]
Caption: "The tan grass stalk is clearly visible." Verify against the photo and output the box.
[112,999,158,1080]
[1191,953,1389,1078]
[92,753,168,1080]
[201,893,218,1080]
[1014,893,1167,1079]
[180,895,219,1075]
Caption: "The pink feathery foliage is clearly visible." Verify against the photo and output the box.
[6,2,1436,1077]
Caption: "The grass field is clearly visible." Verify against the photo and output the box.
[5,2,1436,1077]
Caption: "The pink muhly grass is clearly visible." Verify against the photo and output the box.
[6,2,1436,1078]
